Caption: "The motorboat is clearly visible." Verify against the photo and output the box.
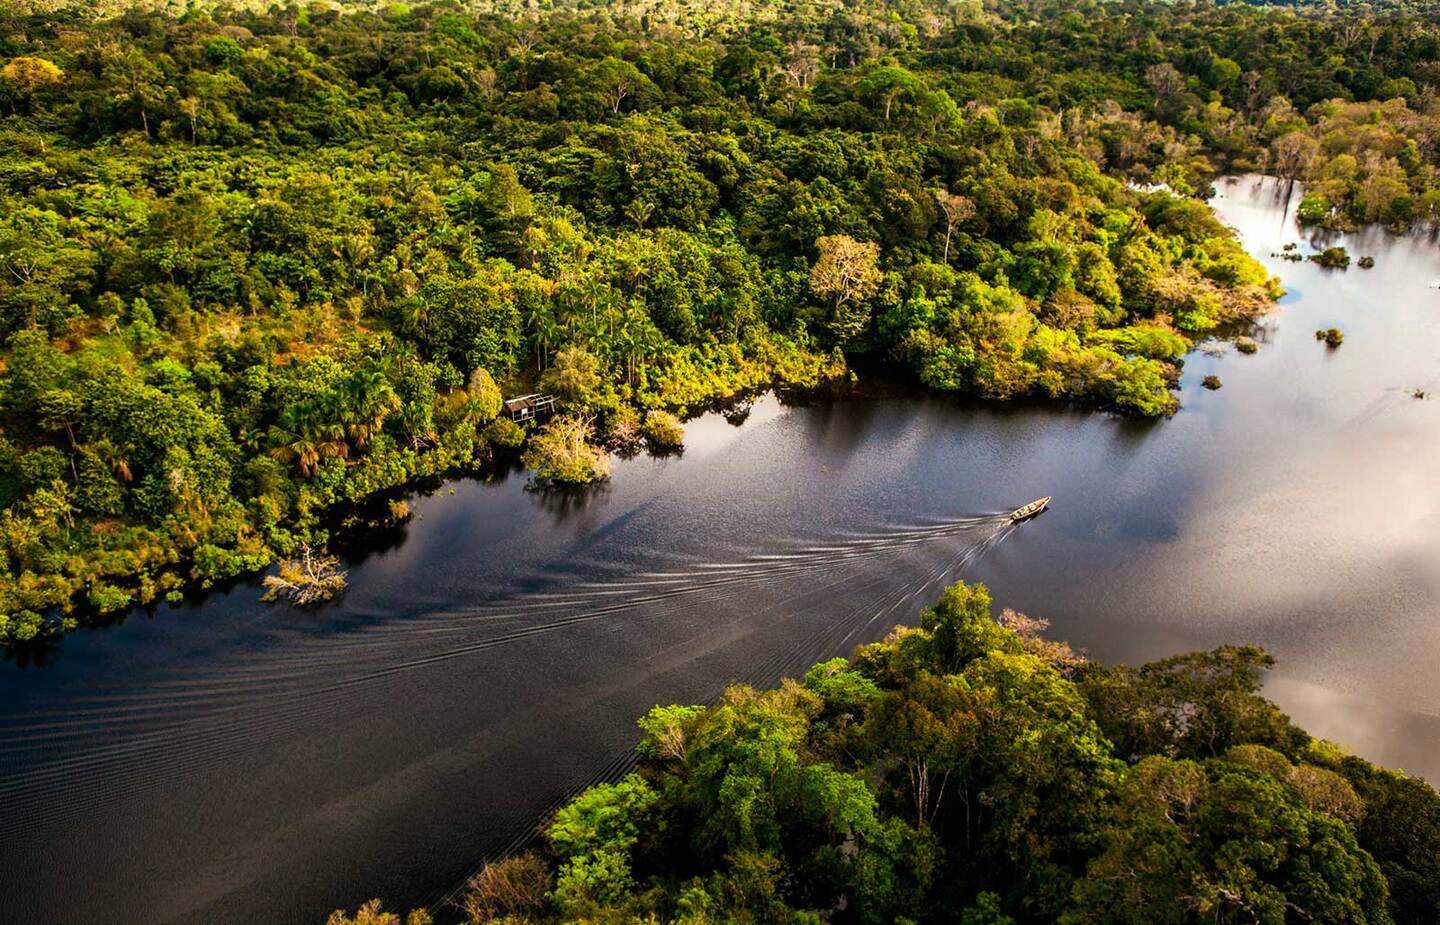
[1009,496,1051,522]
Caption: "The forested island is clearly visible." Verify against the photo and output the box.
[333,581,1440,925]
[0,2,1435,641]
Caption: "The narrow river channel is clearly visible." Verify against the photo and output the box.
[1,175,1437,924]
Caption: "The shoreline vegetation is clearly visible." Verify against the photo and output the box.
[1,0,1436,645]
[337,580,1440,925]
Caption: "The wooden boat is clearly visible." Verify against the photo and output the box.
[1009,496,1051,522]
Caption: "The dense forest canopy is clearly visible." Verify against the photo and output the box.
[2,0,1438,642]
[336,581,1440,925]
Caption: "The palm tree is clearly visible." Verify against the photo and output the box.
[529,302,559,370]
[341,367,399,449]
[83,438,133,483]
[267,405,348,476]
[397,297,430,338]
[555,285,583,335]
[580,275,608,330]
[600,288,623,340]
[624,199,654,229]
[617,308,639,387]
[339,233,376,295]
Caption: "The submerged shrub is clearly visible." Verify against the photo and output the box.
[261,545,348,607]
[324,900,430,925]
[1309,246,1351,269]
[604,405,643,452]
[641,409,685,450]
[522,414,609,485]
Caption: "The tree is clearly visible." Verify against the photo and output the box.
[809,235,882,345]
[547,773,658,914]
[102,47,164,136]
[1145,63,1185,113]
[1338,756,1440,922]
[1078,646,1305,761]
[857,66,924,122]
[461,853,551,923]
[587,57,651,116]
[1272,132,1318,182]
[267,405,347,476]
[1,57,63,111]
[934,190,975,263]
[640,410,684,449]
[637,704,707,764]
[778,41,821,89]
[522,414,609,485]
[481,163,534,226]
[867,672,977,827]
[465,368,504,423]
[261,545,348,607]
[541,346,602,404]
[1065,757,1392,925]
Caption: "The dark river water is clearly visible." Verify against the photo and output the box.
[2,175,1439,923]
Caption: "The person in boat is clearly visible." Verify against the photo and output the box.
[1009,497,1051,522]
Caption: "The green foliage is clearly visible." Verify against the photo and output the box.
[1076,645,1306,761]
[547,774,660,915]
[488,580,1439,924]
[1298,194,1333,226]
[1065,757,1391,925]
[541,347,603,406]
[16,0,1440,642]
[1337,757,1440,922]
[482,417,525,450]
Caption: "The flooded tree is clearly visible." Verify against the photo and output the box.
[641,410,684,451]
[522,414,610,485]
[324,900,430,925]
[261,545,348,607]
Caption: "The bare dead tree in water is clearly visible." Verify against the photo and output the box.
[262,544,348,607]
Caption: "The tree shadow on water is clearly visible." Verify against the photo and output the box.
[527,480,612,521]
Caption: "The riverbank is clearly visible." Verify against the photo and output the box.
[0,335,846,645]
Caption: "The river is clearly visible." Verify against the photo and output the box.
[1,175,1437,923]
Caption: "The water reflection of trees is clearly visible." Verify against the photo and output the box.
[722,401,753,426]
[528,481,612,519]
[3,632,63,669]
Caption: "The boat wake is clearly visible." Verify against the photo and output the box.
[0,510,1023,845]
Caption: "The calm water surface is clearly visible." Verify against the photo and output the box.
[2,175,1438,923]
